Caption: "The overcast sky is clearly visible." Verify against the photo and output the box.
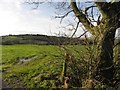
[0,0,119,37]
[0,0,86,37]
[0,0,59,36]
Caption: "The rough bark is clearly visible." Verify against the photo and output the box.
[96,27,116,86]
[70,0,95,35]
[95,1,120,85]
[70,0,120,86]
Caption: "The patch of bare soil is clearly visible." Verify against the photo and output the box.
[16,55,38,65]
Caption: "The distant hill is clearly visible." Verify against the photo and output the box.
[1,34,86,45]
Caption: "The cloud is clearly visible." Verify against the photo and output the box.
[0,0,84,37]
[0,0,60,36]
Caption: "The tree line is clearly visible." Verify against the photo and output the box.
[1,34,94,45]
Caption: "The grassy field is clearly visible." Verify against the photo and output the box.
[2,45,67,88]
[1,44,120,88]
[2,44,91,88]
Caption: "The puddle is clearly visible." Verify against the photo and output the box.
[16,55,38,65]
[19,56,37,62]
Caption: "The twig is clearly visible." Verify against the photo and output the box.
[55,10,73,23]
[71,21,80,38]
[77,31,88,38]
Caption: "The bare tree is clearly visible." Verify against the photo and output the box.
[26,0,120,87]
[70,0,120,86]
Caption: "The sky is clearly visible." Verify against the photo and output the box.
[0,0,59,36]
[0,0,119,37]
[0,0,86,37]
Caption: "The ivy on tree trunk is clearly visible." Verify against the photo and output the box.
[70,0,120,86]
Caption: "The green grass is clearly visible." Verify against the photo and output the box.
[1,44,99,88]
[2,44,66,88]
[2,45,62,64]
[2,44,119,88]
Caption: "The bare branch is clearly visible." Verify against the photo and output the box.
[77,31,88,39]
[71,21,80,38]
[70,0,95,35]
[113,41,120,48]
[55,10,73,23]
[85,5,97,15]
[24,0,45,9]
[95,1,110,17]
[97,14,101,25]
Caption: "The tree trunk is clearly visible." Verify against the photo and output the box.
[95,27,116,86]
[70,0,120,86]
